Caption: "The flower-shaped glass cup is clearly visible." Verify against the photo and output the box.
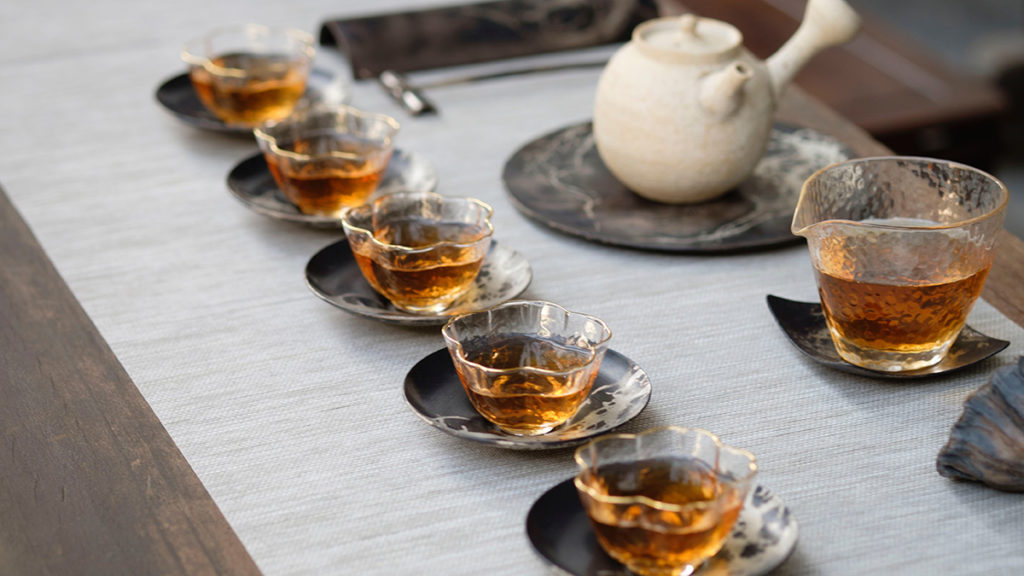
[255,105,400,217]
[442,300,612,436]
[793,156,1008,372]
[182,24,315,126]
[574,427,757,576]
[342,191,493,313]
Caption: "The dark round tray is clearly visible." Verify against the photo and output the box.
[502,122,852,253]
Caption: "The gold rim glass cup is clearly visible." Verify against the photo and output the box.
[181,24,315,126]
[793,156,1008,372]
[255,105,400,217]
[574,427,757,576]
[342,191,494,313]
[442,300,612,436]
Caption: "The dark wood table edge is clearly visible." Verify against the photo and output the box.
[0,187,261,575]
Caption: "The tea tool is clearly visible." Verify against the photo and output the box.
[226,149,437,227]
[442,301,611,436]
[574,427,757,576]
[403,348,651,449]
[342,192,494,314]
[180,24,316,126]
[527,479,798,576]
[792,156,1008,372]
[594,0,861,202]
[155,69,347,134]
[305,239,531,327]
[254,105,400,218]
[318,0,656,115]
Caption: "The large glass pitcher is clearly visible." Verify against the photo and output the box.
[792,156,1008,372]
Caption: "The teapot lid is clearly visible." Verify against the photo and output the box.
[635,14,742,62]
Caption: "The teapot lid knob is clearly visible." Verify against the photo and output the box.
[637,14,742,58]
[679,14,699,36]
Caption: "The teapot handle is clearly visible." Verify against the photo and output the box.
[765,0,861,99]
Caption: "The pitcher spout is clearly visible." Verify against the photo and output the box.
[766,0,861,100]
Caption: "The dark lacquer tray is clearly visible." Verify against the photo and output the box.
[502,122,852,253]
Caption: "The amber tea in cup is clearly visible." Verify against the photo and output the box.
[793,156,1008,372]
[182,24,314,125]
[442,301,612,435]
[342,192,493,313]
[255,105,399,216]
[574,427,757,576]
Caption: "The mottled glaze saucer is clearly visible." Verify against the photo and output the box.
[154,69,348,134]
[404,348,651,449]
[306,239,531,326]
[503,122,851,252]
[767,295,1009,379]
[527,480,798,576]
[227,150,439,227]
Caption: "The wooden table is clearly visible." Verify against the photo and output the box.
[2,1,1023,574]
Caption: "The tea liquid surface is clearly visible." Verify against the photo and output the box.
[816,267,989,353]
[456,333,596,434]
[265,134,387,215]
[351,219,488,312]
[814,218,990,355]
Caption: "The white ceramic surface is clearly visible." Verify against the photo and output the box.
[593,0,861,203]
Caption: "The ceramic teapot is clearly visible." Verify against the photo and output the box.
[593,0,861,204]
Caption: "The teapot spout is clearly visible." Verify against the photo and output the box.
[699,61,753,119]
[766,0,861,100]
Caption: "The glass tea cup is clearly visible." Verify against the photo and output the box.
[342,191,493,313]
[255,105,400,216]
[793,156,1008,372]
[574,427,757,576]
[442,300,612,436]
[181,24,315,126]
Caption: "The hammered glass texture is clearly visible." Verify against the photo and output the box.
[254,106,399,215]
[441,301,612,433]
[182,24,314,69]
[181,25,314,124]
[342,192,493,311]
[793,157,1007,278]
[255,105,399,157]
[792,156,1008,371]
[573,427,757,576]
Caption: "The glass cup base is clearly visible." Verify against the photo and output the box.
[618,558,700,576]
[494,422,561,436]
[392,299,458,315]
[829,330,954,372]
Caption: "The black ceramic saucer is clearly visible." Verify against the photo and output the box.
[306,239,531,327]
[404,348,651,450]
[767,295,1009,379]
[526,479,798,576]
[502,122,852,253]
[154,69,345,134]
[227,150,438,227]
